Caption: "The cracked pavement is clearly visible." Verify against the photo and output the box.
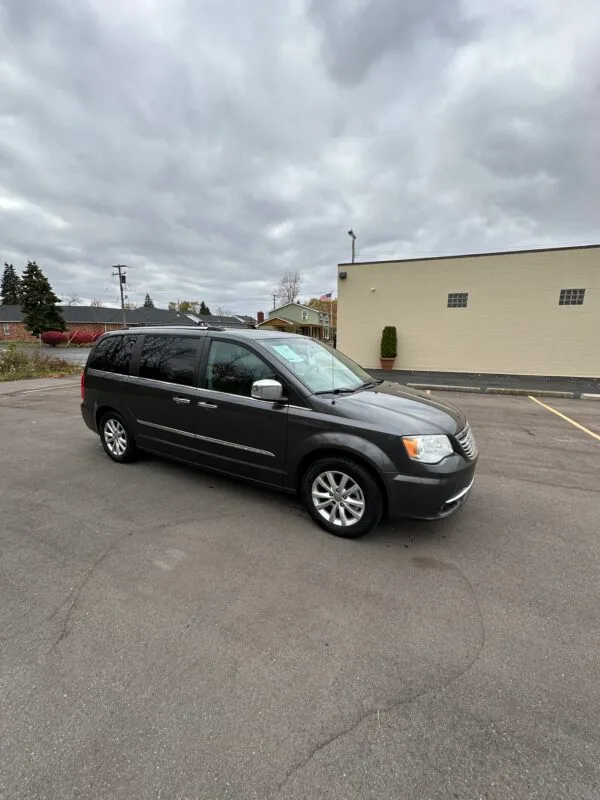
[1,382,599,799]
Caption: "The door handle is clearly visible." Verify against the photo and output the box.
[198,401,218,409]
[173,396,191,404]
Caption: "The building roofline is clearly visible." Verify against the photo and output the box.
[270,301,319,314]
[337,242,600,267]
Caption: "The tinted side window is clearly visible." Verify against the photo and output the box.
[88,335,137,374]
[111,335,137,375]
[138,336,199,386]
[206,340,275,396]
[88,336,121,371]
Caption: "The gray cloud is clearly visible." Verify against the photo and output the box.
[1,0,599,311]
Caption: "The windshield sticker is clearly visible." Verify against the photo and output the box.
[272,344,305,363]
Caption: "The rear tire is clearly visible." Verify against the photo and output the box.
[301,457,383,538]
[99,412,137,463]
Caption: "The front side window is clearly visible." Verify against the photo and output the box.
[262,337,373,394]
[301,309,309,320]
[139,335,199,385]
[3,324,10,336]
[206,340,275,396]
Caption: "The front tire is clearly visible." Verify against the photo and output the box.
[99,412,137,463]
[301,457,383,538]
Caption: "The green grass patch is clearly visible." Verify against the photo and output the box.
[0,341,42,349]
[0,344,82,381]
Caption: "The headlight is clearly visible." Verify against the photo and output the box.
[402,434,454,464]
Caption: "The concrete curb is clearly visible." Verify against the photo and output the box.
[484,387,575,398]
[581,393,600,400]
[407,383,481,393]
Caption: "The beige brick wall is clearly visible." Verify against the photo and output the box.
[337,246,600,377]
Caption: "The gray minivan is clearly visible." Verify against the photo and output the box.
[80,327,478,538]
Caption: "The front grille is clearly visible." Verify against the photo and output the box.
[456,424,478,460]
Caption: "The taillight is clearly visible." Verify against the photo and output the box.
[81,370,85,400]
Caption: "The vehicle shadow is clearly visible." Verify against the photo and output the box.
[135,450,458,550]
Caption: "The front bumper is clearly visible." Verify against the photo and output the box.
[384,457,477,520]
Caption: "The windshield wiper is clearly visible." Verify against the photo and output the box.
[313,387,358,395]
[358,379,384,389]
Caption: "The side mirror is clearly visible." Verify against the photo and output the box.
[251,379,284,402]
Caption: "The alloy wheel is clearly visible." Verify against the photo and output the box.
[103,418,128,457]
[311,470,366,527]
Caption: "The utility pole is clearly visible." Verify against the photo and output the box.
[112,265,128,328]
[348,229,357,263]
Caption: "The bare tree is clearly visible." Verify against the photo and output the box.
[215,306,233,317]
[65,291,81,306]
[90,299,103,307]
[274,271,301,306]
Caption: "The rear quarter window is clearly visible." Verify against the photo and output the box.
[88,335,137,374]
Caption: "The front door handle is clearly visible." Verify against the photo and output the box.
[198,401,218,409]
[173,396,191,405]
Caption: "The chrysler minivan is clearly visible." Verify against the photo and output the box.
[80,327,478,538]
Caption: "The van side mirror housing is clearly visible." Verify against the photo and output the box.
[251,379,284,402]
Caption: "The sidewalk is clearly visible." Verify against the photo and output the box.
[0,376,81,396]
[370,369,600,399]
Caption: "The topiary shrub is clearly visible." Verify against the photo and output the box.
[380,326,397,359]
[41,331,68,347]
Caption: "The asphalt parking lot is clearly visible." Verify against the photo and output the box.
[1,382,599,800]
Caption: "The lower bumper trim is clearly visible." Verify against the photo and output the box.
[445,478,475,506]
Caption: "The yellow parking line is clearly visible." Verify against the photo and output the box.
[528,395,600,442]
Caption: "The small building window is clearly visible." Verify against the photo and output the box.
[447,292,468,308]
[2,324,10,336]
[559,288,585,306]
[301,309,309,320]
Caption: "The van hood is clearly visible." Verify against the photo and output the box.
[322,382,466,436]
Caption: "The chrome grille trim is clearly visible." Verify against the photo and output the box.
[456,424,478,460]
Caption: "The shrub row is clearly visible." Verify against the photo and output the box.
[41,330,104,346]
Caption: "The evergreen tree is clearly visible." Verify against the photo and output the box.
[199,301,211,315]
[1,263,22,305]
[143,293,155,308]
[20,261,67,336]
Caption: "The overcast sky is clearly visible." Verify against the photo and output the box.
[1,0,599,313]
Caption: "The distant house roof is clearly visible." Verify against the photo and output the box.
[200,314,256,329]
[0,305,256,329]
[257,316,295,327]
[269,302,317,317]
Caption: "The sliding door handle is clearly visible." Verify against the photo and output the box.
[173,396,191,405]
[198,401,218,409]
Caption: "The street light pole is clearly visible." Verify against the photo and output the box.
[348,229,357,263]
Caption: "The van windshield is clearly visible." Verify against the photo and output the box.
[262,338,376,395]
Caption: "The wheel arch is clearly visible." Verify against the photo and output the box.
[95,404,121,430]
[296,447,389,518]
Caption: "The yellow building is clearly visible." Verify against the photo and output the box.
[337,244,599,378]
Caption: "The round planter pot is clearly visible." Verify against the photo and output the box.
[379,357,396,371]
